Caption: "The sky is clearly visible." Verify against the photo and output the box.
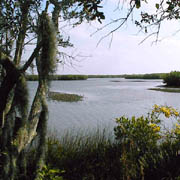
[33,0,180,75]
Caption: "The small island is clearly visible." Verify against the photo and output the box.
[48,91,83,102]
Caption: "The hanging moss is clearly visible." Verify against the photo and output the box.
[13,74,29,121]
[39,12,57,81]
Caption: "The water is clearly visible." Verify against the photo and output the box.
[28,78,180,133]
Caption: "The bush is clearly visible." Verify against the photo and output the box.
[37,165,64,180]
[114,116,161,179]
[114,105,180,180]
[163,71,180,86]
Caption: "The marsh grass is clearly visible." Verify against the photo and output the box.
[48,91,83,102]
[46,128,122,179]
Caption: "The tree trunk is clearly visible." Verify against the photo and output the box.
[0,10,56,179]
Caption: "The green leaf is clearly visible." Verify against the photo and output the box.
[135,0,141,9]
[145,27,147,33]
[155,3,159,9]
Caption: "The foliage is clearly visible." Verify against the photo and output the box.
[102,1,180,43]
[114,104,180,180]
[114,114,161,179]
[163,71,180,87]
[134,0,180,28]
[37,165,64,180]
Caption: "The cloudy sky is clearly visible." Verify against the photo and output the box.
[58,0,180,75]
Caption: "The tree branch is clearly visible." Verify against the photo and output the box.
[21,41,43,72]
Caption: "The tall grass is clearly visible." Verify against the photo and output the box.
[45,128,122,180]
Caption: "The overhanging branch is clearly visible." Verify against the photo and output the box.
[21,41,43,72]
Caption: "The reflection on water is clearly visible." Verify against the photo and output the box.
[28,78,180,133]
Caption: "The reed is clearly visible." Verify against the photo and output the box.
[45,128,120,180]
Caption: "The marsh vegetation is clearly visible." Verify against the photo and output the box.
[48,91,83,102]
[34,105,180,180]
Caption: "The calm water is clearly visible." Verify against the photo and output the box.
[28,78,180,133]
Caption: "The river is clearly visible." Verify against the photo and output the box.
[28,78,180,133]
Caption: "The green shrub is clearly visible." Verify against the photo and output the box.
[37,165,64,180]
[163,71,180,86]
[114,105,180,180]
[114,116,161,179]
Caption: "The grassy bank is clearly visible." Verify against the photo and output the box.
[48,91,83,102]
[149,87,180,93]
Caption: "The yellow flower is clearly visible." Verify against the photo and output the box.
[149,123,160,132]
[174,111,179,117]
[153,104,160,112]
[174,124,180,135]
[153,126,160,132]
[175,123,180,129]
[154,104,159,109]
[165,110,171,118]
[160,107,167,113]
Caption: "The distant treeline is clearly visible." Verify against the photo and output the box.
[26,74,88,81]
[26,73,167,81]
[124,73,167,79]
[26,74,125,80]
[88,75,125,78]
